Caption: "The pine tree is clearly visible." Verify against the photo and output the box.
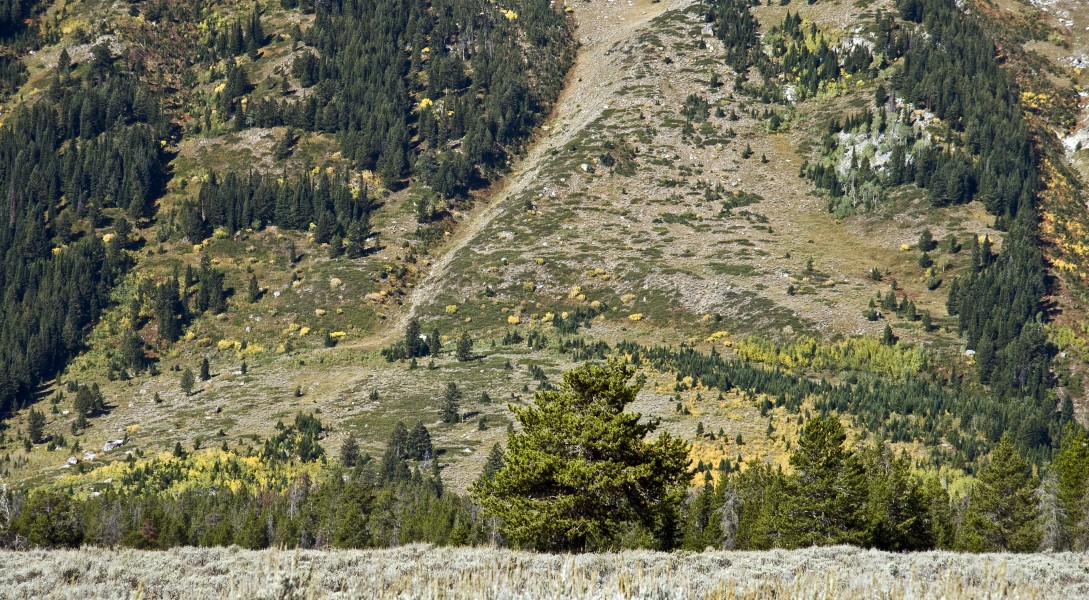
[961,434,1040,552]
[980,236,993,268]
[328,234,344,259]
[379,421,411,482]
[346,219,370,259]
[340,434,361,467]
[13,490,83,547]
[428,328,442,357]
[479,443,505,482]
[228,19,244,56]
[272,127,295,159]
[407,421,433,460]
[456,332,473,362]
[72,384,105,419]
[246,5,265,55]
[921,475,955,549]
[57,48,72,77]
[73,387,93,418]
[404,318,422,358]
[471,361,691,551]
[247,274,260,303]
[861,445,933,550]
[155,278,185,343]
[199,358,210,381]
[784,416,867,547]
[117,325,146,373]
[180,368,196,396]
[430,457,444,497]
[1054,426,1089,550]
[441,382,462,424]
[27,408,46,444]
[918,228,935,251]
[332,477,374,548]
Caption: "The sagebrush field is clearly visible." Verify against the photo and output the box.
[1,544,1086,599]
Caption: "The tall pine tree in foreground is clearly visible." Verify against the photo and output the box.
[1053,425,1089,550]
[961,434,1040,552]
[784,415,867,547]
[472,361,690,551]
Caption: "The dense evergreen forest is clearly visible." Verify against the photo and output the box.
[171,0,573,242]
[0,0,574,420]
[179,170,376,257]
[888,0,1053,411]
[237,0,573,195]
[0,0,43,43]
[0,43,167,418]
[0,0,52,99]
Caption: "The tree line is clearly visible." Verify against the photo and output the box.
[5,361,1089,553]
[171,170,376,259]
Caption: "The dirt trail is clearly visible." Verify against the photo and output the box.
[360,0,681,349]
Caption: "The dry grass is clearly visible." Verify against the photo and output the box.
[0,544,1085,599]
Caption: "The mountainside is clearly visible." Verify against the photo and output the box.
[2,0,1089,566]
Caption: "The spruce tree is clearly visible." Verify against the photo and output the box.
[407,421,433,460]
[27,408,46,444]
[340,434,361,467]
[1054,426,1089,550]
[404,318,422,358]
[428,328,442,357]
[479,443,505,482]
[156,278,185,343]
[784,416,867,547]
[379,421,411,482]
[117,325,146,373]
[332,478,374,548]
[921,474,955,549]
[961,434,1040,552]
[471,361,690,551]
[328,234,344,259]
[918,228,935,251]
[861,445,933,550]
[456,331,473,362]
[180,368,196,396]
[346,219,370,259]
[247,274,260,303]
[440,382,461,424]
[199,358,210,381]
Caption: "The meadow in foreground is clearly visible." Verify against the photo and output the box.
[1,544,1085,599]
